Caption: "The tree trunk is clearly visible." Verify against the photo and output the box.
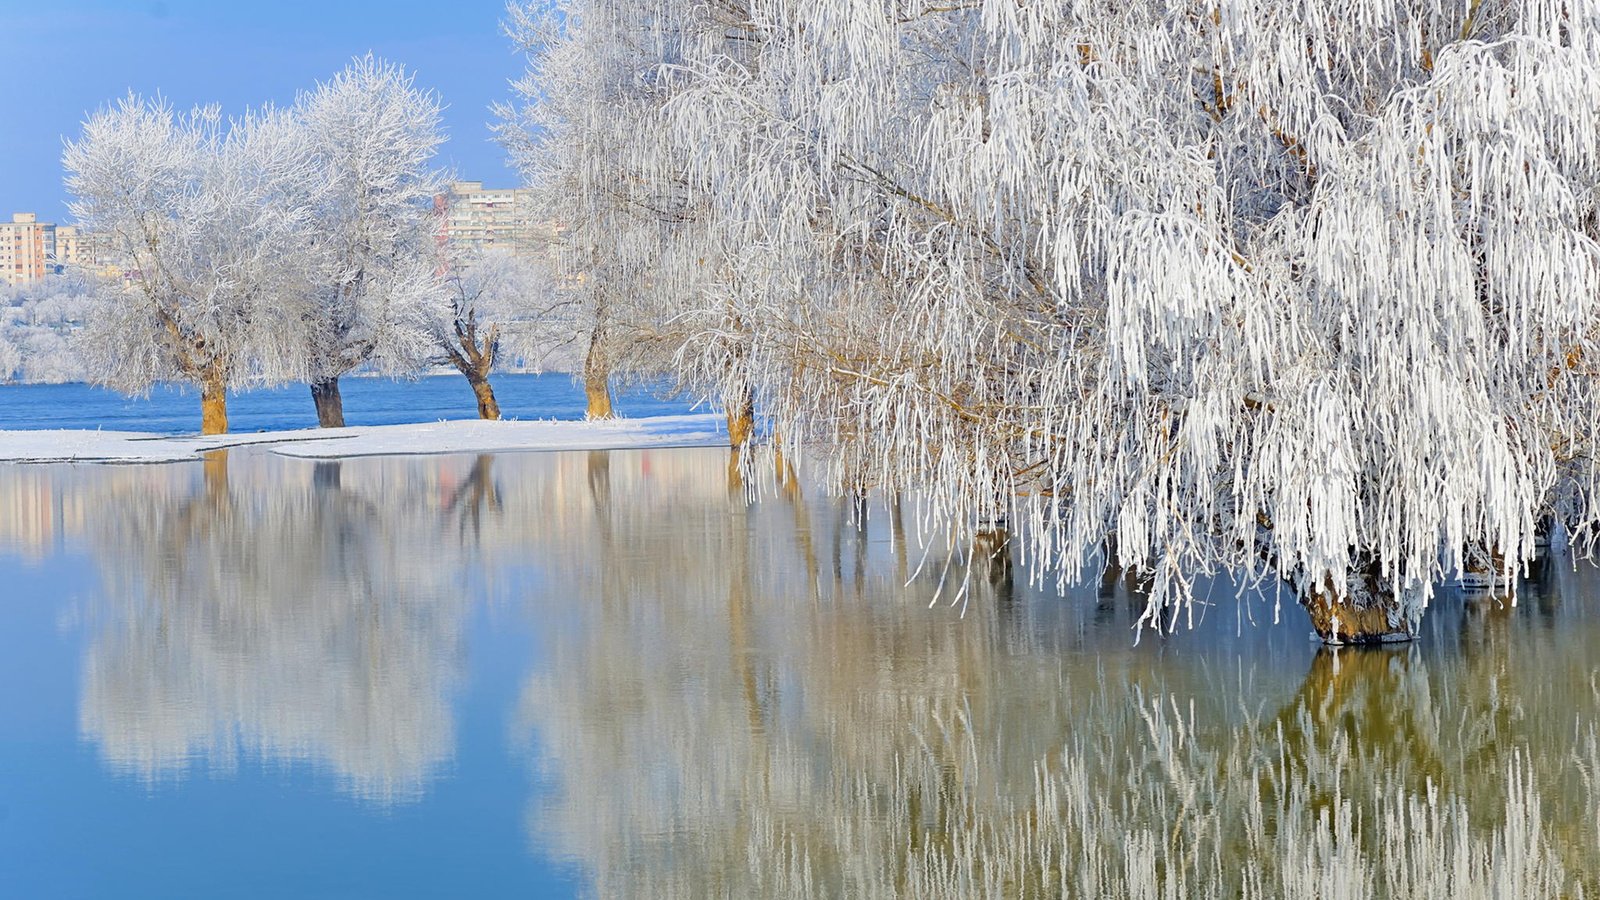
[1300,561,1416,644]
[973,525,1012,587]
[585,378,614,420]
[311,377,345,428]
[313,461,342,492]
[200,367,228,435]
[468,374,501,420]
[202,449,229,499]
[583,327,614,419]
[726,388,755,448]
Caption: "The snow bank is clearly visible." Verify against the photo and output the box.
[0,414,727,464]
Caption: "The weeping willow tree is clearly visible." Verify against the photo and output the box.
[497,2,730,423]
[506,0,1600,641]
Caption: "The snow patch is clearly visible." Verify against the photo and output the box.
[0,414,727,464]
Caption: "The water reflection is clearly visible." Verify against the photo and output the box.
[76,451,469,803]
[2,448,1598,895]
[508,450,1600,898]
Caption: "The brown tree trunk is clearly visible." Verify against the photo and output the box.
[891,494,908,588]
[1301,561,1416,644]
[200,367,228,435]
[468,374,501,420]
[583,327,614,419]
[726,388,755,448]
[584,374,613,419]
[311,377,345,428]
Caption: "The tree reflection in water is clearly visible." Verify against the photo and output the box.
[13,447,1600,893]
[509,450,1600,898]
[77,450,472,804]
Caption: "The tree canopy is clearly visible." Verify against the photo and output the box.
[64,99,314,432]
[63,58,469,433]
[504,0,1600,640]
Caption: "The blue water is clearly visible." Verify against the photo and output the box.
[0,545,583,899]
[0,374,699,434]
[3,449,1599,896]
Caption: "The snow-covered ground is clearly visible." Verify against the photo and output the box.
[0,414,727,464]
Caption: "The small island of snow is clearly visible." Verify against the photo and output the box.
[0,414,727,464]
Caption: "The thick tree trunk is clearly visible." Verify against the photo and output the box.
[1301,561,1416,644]
[583,327,614,419]
[311,377,345,428]
[200,368,228,435]
[726,388,755,448]
[584,374,613,419]
[891,494,908,587]
[468,374,501,420]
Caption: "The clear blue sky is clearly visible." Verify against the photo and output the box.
[0,0,530,224]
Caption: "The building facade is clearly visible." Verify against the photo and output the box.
[434,182,556,265]
[53,226,94,271]
[1,214,49,287]
[0,214,99,287]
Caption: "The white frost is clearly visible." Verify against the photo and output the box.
[504,0,1600,629]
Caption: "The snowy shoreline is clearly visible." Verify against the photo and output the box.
[0,414,728,464]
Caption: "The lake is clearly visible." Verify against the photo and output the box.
[1,446,1597,897]
[0,374,697,434]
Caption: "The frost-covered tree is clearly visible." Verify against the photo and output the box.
[514,0,1600,642]
[64,97,313,434]
[0,333,19,384]
[292,56,447,428]
[429,249,552,419]
[0,273,102,384]
[497,4,726,421]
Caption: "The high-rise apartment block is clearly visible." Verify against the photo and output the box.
[1,214,49,287]
[53,226,90,270]
[434,182,556,265]
[0,213,99,287]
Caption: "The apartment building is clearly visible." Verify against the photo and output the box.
[435,181,558,266]
[0,213,49,287]
[0,214,99,287]
[53,225,94,270]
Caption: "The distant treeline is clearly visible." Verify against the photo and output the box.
[0,274,93,384]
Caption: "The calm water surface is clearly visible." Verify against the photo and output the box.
[0,374,696,433]
[0,448,1597,897]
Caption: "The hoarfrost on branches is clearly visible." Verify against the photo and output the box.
[61,58,463,434]
[0,333,20,384]
[496,3,727,420]
[0,273,101,383]
[429,247,557,419]
[507,0,1600,639]
[290,55,448,428]
[64,97,315,434]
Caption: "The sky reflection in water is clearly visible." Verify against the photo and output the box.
[0,448,1597,897]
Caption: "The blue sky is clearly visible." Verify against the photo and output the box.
[0,0,529,223]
